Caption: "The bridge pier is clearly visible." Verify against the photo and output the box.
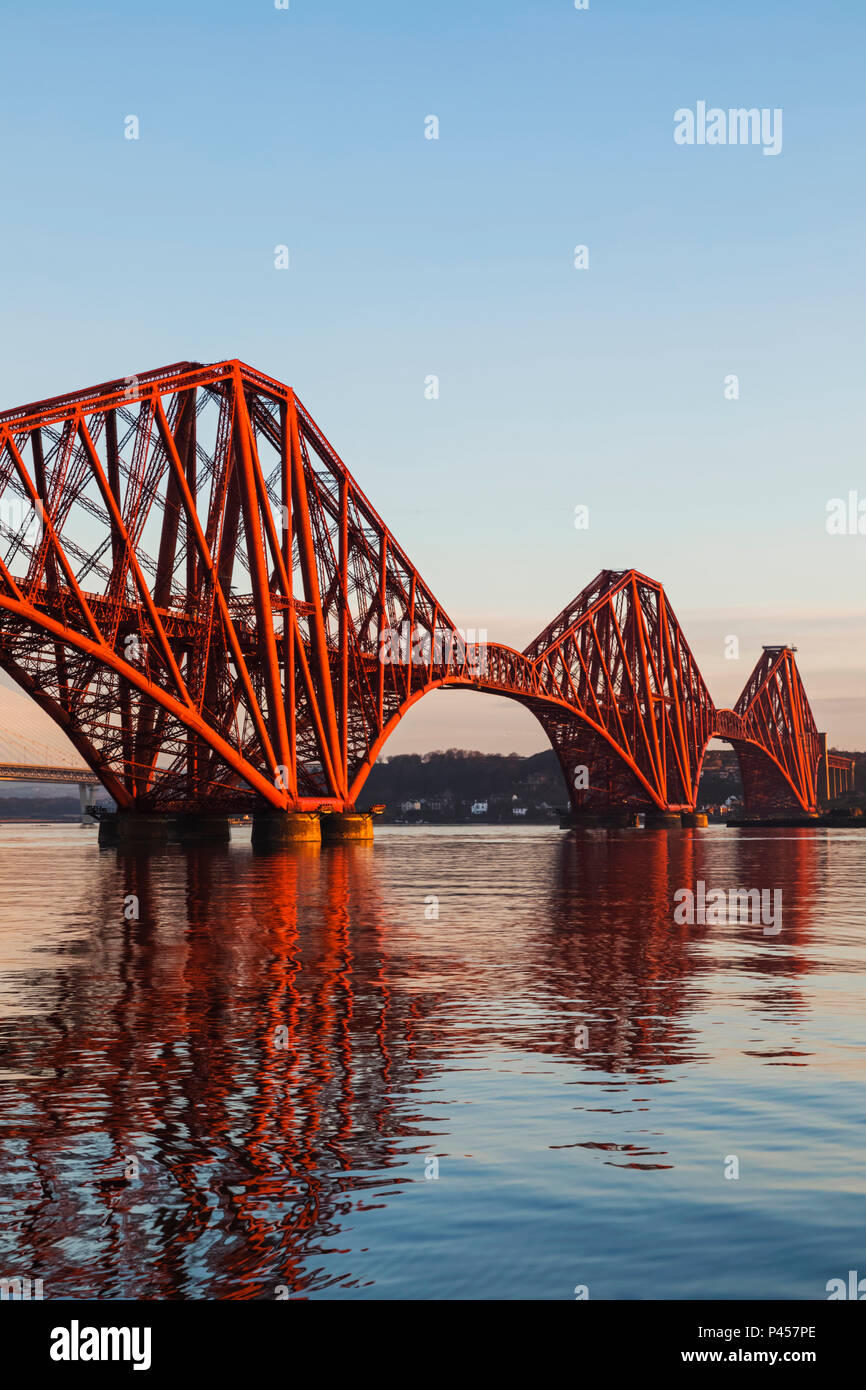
[320,812,374,842]
[680,812,709,828]
[644,811,684,829]
[560,810,642,829]
[251,812,321,848]
[78,782,95,820]
[98,812,174,847]
[176,815,232,845]
[97,814,118,846]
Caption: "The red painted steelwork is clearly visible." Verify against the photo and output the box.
[0,360,849,816]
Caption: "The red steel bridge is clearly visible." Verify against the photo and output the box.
[0,359,853,822]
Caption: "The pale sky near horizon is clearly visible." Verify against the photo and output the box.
[1,0,864,756]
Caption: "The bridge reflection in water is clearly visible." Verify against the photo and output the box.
[0,824,850,1300]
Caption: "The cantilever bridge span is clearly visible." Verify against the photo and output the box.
[0,360,851,821]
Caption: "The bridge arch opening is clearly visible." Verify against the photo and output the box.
[354,687,575,816]
[369,687,550,761]
[720,735,814,817]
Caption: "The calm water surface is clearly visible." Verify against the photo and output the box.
[0,823,863,1300]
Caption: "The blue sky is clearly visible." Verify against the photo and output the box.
[2,0,864,751]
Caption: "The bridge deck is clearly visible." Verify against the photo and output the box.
[0,764,99,784]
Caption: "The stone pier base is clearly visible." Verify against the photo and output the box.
[644,810,684,829]
[99,812,174,847]
[97,814,119,847]
[680,812,709,828]
[177,815,232,845]
[251,812,322,848]
[320,812,374,842]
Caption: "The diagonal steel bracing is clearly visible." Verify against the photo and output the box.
[0,360,841,816]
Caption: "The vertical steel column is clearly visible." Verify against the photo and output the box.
[232,369,291,780]
[280,401,296,798]
[339,473,349,786]
[287,391,343,795]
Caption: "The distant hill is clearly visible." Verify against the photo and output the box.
[357,747,749,820]
[2,744,860,824]
[358,745,866,820]
[0,795,84,820]
[358,748,565,821]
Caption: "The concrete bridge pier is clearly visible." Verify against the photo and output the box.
[98,812,174,847]
[320,812,374,842]
[251,811,322,848]
[78,782,95,821]
[98,812,232,846]
[680,812,709,828]
[97,814,118,846]
[644,810,684,829]
[176,815,232,845]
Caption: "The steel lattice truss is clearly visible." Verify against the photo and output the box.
[726,647,821,813]
[0,359,841,816]
[523,570,715,811]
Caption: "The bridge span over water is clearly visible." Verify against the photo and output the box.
[0,360,853,837]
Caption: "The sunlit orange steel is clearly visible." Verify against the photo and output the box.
[0,360,848,817]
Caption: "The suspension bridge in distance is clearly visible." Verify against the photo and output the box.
[0,359,854,844]
[0,685,99,816]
